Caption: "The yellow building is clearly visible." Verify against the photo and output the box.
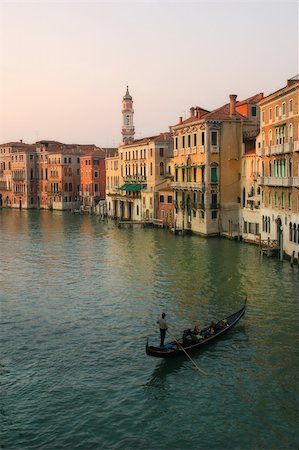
[106,133,173,221]
[172,94,262,236]
[256,75,299,258]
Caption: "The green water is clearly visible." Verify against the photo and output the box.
[0,210,298,449]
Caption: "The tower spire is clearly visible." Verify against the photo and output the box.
[122,85,135,144]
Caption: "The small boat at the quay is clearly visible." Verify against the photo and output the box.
[146,298,246,358]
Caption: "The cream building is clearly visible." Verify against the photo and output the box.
[256,75,299,258]
[172,94,262,236]
[106,133,173,221]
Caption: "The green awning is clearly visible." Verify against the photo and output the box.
[195,164,205,168]
[116,183,146,192]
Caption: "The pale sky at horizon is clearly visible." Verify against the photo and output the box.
[0,1,298,147]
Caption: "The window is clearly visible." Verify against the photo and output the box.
[175,137,178,150]
[269,108,272,121]
[211,167,218,183]
[64,157,67,163]
[211,131,218,146]
[288,192,292,210]
[282,103,286,116]
[182,136,185,148]
[159,162,164,175]
[94,184,98,192]
[187,135,191,148]
[160,148,164,157]
[275,106,279,118]
[289,99,293,113]
[193,133,197,146]
[211,210,218,219]
[281,192,285,209]
[201,132,205,146]
[251,106,257,117]
[159,195,165,203]
[167,195,172,204]
[94,171,98,178]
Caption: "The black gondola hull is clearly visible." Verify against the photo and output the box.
[146,299,246,358]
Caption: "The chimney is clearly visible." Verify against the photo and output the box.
[190,107,195,117]
[20,139,23,143]
[179,116,183,124]
[229,94,237,118]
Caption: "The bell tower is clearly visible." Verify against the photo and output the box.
[122,86,135,144]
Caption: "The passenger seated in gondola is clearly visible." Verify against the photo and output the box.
[182,328,193,345]
[217,319,228,330]
[207,321,217,335]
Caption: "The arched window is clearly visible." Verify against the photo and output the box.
[289,222,293,241]
[281,192,285,209]
[289,158,293,177]
[269,130,272,146]
[289,124,293,143]
[288,192,292,210]
[269,160,272,176]
[159,162,164,176]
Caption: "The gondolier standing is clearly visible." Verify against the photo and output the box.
[157,313,168,347]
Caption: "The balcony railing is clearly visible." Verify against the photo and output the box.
[257,176,292,187]
[171,181,205,191]
[260,141,297,156]
[123,175,147,183]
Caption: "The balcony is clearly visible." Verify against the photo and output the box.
[12,173,25,181]
[123,175,147,183]
[171,181,205,191]
[260,141,296,156]
[257,176,292,187]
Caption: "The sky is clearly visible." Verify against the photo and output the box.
[0,0,298,147]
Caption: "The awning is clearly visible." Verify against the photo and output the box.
[195,164,205,168]
[116,183,146,192]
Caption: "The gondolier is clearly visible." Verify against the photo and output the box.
[157,313,168,347]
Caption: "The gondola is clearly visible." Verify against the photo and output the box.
[146,298,246,358]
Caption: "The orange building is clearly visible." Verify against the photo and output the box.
[80,150,106,207]
[157,186,174,228]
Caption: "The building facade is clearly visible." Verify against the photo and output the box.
[106,133,173,221]
[256,75,299,258]
[171,94,263,236]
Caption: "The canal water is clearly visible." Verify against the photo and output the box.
[0,210,298,450]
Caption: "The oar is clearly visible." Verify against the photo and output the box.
[168,328,207,376]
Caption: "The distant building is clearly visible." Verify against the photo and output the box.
[171,94,263,236]
[80,150,106,207]
[0,140,116,210]
[256,75,299,258]
[106,133,173,221]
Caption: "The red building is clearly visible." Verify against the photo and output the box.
[157,186,174,228]
[80,150,106,206]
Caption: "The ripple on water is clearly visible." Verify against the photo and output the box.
[1,211,298,450]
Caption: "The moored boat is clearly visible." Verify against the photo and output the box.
[146,298,246,358]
